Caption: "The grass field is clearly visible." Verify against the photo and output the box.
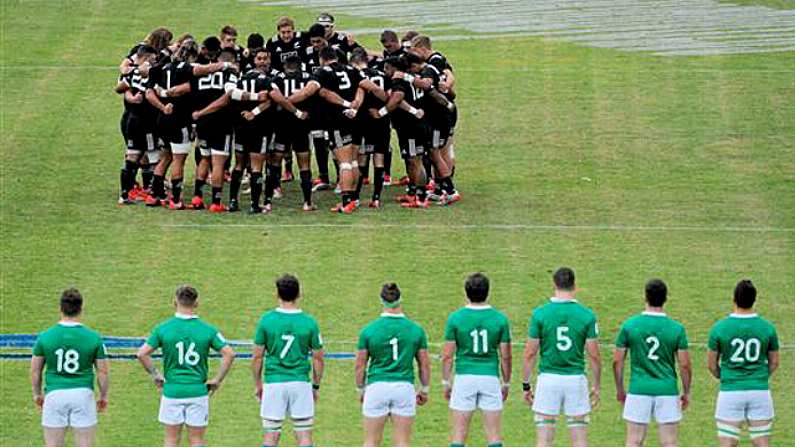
[1,0,794,445]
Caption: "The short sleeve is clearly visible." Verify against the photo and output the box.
[310,321,323,350]
[707,325,720,352]
[211,331,228,351]
[145,328,161,349]
[528,313,541,339]
[316,69,336,90]
[615,324,628,348]
[418,328,428,350]
[677,326,689,350]
[443,315,456,342]
[500,318,512,343]
[586,316,599,339]
[253,319,267,346]
[769,326,780,351]
[356,328,368,351]
[32,337,44,356]
[95,339,108,360]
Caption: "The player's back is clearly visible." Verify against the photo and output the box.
[190,67,238,121]
[34,323,105,393]
[445,306,510,376]
[360,67,389,111]
[617,312,687,395]
[530,298,597,375]
[148,315,223,398]
[316,62,361,102]
[708,314,779,391]
[256,309,322,382]
[157,61,195,116]
[359,314,427,384]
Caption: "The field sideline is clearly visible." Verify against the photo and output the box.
[1,0,794,445]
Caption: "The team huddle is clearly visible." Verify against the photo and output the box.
[31,270,779,447]
[116,14,460,214]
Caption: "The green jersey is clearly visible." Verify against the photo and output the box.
[444,305,511,377]
[33,322,107,393]
[145,313,228,399]
[707,313,779,391]
[358,313,428,384]
[615,312,688,396]
[529,298,598,375]
[253,308,323,383]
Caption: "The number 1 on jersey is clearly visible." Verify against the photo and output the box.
[389,337,398,361]
[470,329,488,354]
[55,348,80,373]
[176,341,200,366]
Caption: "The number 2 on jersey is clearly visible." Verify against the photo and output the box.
[730,338,761,362]
[55,348,80,373]
[280,334,295,359]
[646,336,660,360]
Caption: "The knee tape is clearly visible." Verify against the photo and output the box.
[566,416,589,428]
[717,422,741,440]
[146,150,161,164]
[534,414,556,427]
[262,418,283,433]
[749,423,772,440]
[292,417,314,432]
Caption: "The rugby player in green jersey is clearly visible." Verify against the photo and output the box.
[522,267,601,447]
[355,283,431,447]
[31,288,109,447]
[708,280,780,446]
[136,285,236,447]
[252,274,325,447]
[442,273,511,447]
[613,279,692,447]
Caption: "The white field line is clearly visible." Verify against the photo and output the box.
[159,223,795,233]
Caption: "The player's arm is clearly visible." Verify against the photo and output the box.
[287,80,320,104]
[384,89,405,113]
[30,355,45,409]
[359,79,387,102]
[119,57,134,75]
[136,343,164,389]
[95,358,109,411]
[145,89,173,114]
[500,341,512,398]
[114,79,130,94]
[351,86,365,110]
[268,88,307,119]
[251,344,265,400]
[124,89,143,104]
[441,341,455,399]
[416,348,431,405]
[522,338,540,404]
[585,338,601,407]
[428,88,455,111]
[676,349,692,410]
[440,69,456,92]
[192,92,231,121]
[768,350,779,376]
[707,349,720,379]
[206,345,236,394]
[318,88,352,107]
[354,349,368,398]
[311,348,325,392]
[241,100,272,121]
[192,61,234,77]
[165,82,191,98]
[612,347,627,404]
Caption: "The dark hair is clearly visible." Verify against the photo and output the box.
[553,267,576,291]
[645,279,667,307]
[350,47,368,64]
[220,25,238,37]
[202,36,221,53]
[384,55,407,71]
[174,39,199,62]
[319,46,338,62]
[411,35,432,50]
[402,30,419,43]
[733,279,757,309]
[284,54,301,67]
[276,274,300,301]
[175,285,199,306]
[380,30,398,44]
[403,52,422,66]
[218,48,236,62]
[465,273,490,303]
[145,27,173,51]
[60,288,83,317]
[137,44,158,57]
[380,283,401,303]
[247,33,264,49]
[251,47,269,58]
[308,24,327,39]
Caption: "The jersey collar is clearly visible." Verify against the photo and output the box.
[642,311,667,317]
[550,297,577,303]
[58,321,83,327]
[276,308,303,314]
[729,313,758,319]
[174,313,198,319]
[465,304,492,310]
[380,313,406,318]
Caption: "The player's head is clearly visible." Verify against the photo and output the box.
[403,52,423,74]
[247,33,264,50]
[733,279,757,309]
[383,55,406,77]
[350,47,368,68]
[201,36,222,61]
[409,35,432,60]
[402,31,419,49]
[220,25,238,49]
[645,279,667,307]
[283,54,302,74]
[171,33,194,54]
[308,24,328,51]
[60,287,83,318]
[465,273,490,303]
[175,38,199,63]
[380,30,401,53]
[218,48,236,63]
[276,16,296,41]
[316,12,335,38]
[136,45,158,66]
[552,267,576,292]
[174,285,199,308]
[276,274,301,302]
[319,46,338,66]
[145,27,173,51]
[380,282,401,308]
[252,47,270,69]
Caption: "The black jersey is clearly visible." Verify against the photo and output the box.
[235,69,275,125]
[427,51,456,101]
[302,46,348,74]
[151,61,195,119]
[326,31,361,55]
[190,68,238,125]
[314,62,363,102]
[270,70,317,127]
[121,67,157,122]
[389,77,425,129]
[266,32,304,72]
[125,43,171,66]
[359,67,389,111]
[369,47,405,71]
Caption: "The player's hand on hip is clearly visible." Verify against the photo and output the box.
[680,393,690,411]
[523,389,534,406]
[416,391,428,406]
[590,386,600,408]
[205,378,221,395]
[153,374,165,391]
[96,398,108,412]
